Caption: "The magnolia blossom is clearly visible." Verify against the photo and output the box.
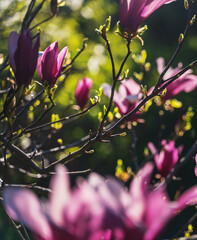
[148,140,183,178]
[119,0,176,34]
[102,79,142,119]
[3,163,197,240]
[8,29,40,87]
[37,41,68,87]
[157,57,197,101]
[75,77,93,110]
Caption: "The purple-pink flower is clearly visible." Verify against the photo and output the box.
[3,162,197,240]
[37,41,68,87]
[157,57,197,101]
[8,29,40,87]
[75,77,93,110]
[119,0,176,34]
[148,140,183,178]
[102,79,142,119]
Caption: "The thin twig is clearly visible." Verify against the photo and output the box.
[5,183,51,193]
[0,134,41,172]
[29,15,53,30]
[156,6,192,86]
[25,101,98,133]
[16,89,44,118]
[98,38,131,134]
[22,101,55,132]
[62,38,88,73]
[25,0,46,31]
[21,0,36,32]
[170,212,197,240]
[21,225,31,240]
[6,214,26,240]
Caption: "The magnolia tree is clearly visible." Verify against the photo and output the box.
[0,0,197,239]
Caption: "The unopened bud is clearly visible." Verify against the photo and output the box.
[105,16,111,32]
[178,33,184,44]
[190,15,196,26]
[51,0,58,16]
[184,0,189,10]
[86,150,94,154]
[120,132,126,137]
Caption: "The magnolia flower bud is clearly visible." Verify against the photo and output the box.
[37,41,68,87]
[75,77,93,110]
[51,0,58,16]
[8,29,40,87]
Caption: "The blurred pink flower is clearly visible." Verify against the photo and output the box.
[3,162,197,240]
[119,0,176,34]
[148,140,183,178]
[156,57,197,101]
[37,41,68,87]
[8,29,40,87]
[75,77,93,110]
[102,79,142,119]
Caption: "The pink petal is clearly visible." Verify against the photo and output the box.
[55,46,68,79]
[88,173,120,213]
[89,173,130,216]
[29,33,40,78]
[144,190,171,240]
[141,0,176,18]
[84,77,93,89]
[14,29,33,86]
[41,41,59,83]
[64,178,104,238]
[102,83,112,99]
[89,229,112,240]
[102,83,124,111]
[37,52,44,79]
[174,186,197,212]
[119,0,147,33]
[170,75,197,97]
[122,79,141,96]
[129,162,154,223]
[3,188,52,239]
[49,164,71,228]
[156,57,165,75]
[148,142,158,156]
[102,79,141,115]
[194,166,197,177]
[8,31,19,73]
[119,0,129,25]
[75,79,84,95]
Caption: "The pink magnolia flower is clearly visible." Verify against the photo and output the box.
[3,163,197,240]
[119,0,176,34]
[102,79,142,118]
[37,41,68,87]
[75,77,93,110]
[148,140,183,178]
[8,29,40,87]
[157,57,197,101]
